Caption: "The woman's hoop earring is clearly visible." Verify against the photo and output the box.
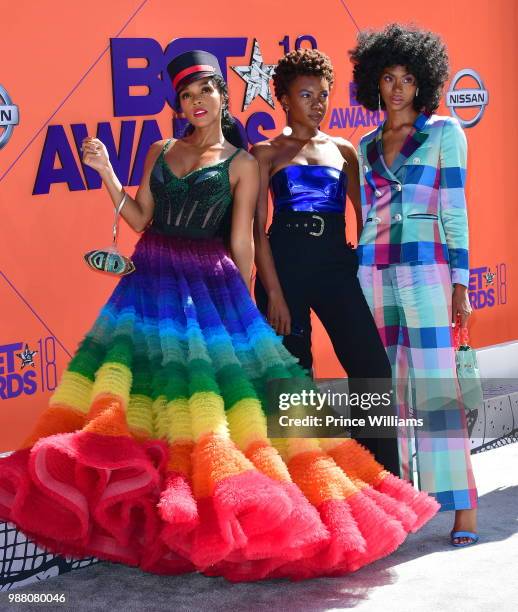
[415,87,419,98]
[378,91,382,113]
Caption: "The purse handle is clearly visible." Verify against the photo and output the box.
[453,314,470,349]
[112,192,128,246]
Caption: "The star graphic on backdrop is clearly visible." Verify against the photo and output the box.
[231,39,276,111]
[484,270,495,286]
[16,344,38,369]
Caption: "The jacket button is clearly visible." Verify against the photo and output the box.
[395,184,402,191]
[374,216,381,224]
[393,213,402,221]
[374,189,382,197]
[363,165,369,173]
[412,157,421,164]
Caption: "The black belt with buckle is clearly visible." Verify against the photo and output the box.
[269,212,344,238]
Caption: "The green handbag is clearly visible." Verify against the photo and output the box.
[454,322,483,418]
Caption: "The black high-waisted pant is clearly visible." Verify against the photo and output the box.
[254,212,399,474]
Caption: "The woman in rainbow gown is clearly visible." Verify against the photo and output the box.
[0,50,439,582]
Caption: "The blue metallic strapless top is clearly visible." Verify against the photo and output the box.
[270,165,347,214]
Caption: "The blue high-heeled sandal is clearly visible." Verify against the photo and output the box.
[450,530,479,547]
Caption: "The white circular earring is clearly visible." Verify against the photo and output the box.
[415,87,419,98]
[282,107,292,136]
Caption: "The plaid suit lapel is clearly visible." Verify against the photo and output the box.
[365,125,394,182]
[389,112,430,175]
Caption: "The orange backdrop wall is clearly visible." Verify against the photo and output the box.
[1,0,516,450]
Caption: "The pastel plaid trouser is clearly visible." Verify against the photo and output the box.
[358,262,477,511]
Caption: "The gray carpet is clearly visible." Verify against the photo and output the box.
[1,444,516,612]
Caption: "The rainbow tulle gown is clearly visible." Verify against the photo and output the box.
[0,142,439,582]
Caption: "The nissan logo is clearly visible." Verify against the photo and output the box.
[0,85,19,149]
[446,69,488,129]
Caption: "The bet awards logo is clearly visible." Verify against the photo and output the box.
[328,82,385,129]
[0,342,38,399]
[0,85,19,149]
[446,69,488,128]
[33,35,319,195]
[0,337,57,399]
[469,264,507,310]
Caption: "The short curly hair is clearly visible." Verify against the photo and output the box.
[349,23,449,114]
[273,49,334,101]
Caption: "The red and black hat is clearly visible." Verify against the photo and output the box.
[166,50,223,93]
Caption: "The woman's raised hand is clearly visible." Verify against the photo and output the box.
[81,137,110,173]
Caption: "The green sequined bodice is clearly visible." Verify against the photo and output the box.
[149,140,240,239]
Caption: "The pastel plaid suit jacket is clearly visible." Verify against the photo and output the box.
[357,112,469,287]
